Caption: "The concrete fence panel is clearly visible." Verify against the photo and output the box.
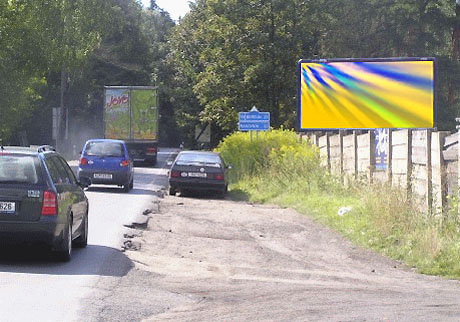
[305,128,459,215]
[329,134,342,176]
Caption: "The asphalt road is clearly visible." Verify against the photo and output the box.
[0,149,176,322]
[80,151,460,322]
[4,148,460,322]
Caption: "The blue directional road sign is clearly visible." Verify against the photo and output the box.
[238,107,270,131]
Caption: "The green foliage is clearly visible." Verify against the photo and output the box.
[2,0,460,145]
[12,1,176,146]
[217,129,316,178]
[216,129,344,198]
[0,0,115,142]
[168,0,321,140]
[166,0,458,145]
[63,1,177,144]
[218,129,460,279]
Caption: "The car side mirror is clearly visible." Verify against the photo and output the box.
[79,177,91,188]
[226,164,232,170]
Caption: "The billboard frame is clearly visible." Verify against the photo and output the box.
[296,57,437,132]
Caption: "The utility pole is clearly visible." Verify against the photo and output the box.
[454,0,460,55]
[57,67,67,152]
[57,0,68,153]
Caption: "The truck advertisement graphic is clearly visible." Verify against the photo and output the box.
[104,86,158,140]
[131,88,158,140]
[104,86,159,165]
[104,88,130,139]
[297,58,435,130]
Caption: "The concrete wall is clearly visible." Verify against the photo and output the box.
[304,129,456,215]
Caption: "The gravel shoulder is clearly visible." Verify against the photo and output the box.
[101,194,460,322]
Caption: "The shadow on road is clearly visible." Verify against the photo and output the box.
[177,190,226,200]
[0,244,133,277]
[85,186,164,197]
[176,188,250,201]
[227,188,250,201]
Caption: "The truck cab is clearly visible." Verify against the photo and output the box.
[126,141,157,166]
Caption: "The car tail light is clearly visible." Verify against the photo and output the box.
[170,170,180,178]
[41,191,57,216]
[80,157,88,165]
[214,174,225,181]
[146,147,157,155]
[120,160,129,167]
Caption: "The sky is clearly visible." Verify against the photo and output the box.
[141,0,192,21]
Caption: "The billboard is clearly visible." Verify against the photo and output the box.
[297,58,435,130]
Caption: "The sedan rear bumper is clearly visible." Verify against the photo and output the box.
[169,178,226,193]
[0,219,66,249]
[78,169,131,186]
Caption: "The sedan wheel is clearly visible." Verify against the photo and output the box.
[129,177,134,190]
[169,186,176,196]
[219,186,227,198]
[55,221,72,262]
[74,214,88,248]
[123,181,131,192]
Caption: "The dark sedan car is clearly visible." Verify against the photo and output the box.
[78,139,134,192]
[0,145,90,261]
[168,151,230,196]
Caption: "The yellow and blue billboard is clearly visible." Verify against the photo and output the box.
[297,58,435,129]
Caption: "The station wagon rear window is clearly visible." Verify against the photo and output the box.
[84,142,124,157]
[0,155,39,184]
[175,153,222,167]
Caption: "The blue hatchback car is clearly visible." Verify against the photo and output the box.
[77,139,134,192]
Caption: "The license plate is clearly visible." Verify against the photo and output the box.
[0,202,15,214]
[94,173,113,179]
[188,172,207,178]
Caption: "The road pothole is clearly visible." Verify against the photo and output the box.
[121,239,142,252]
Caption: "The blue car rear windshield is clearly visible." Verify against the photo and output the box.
[0,155,39,184]
[85,142,124,157]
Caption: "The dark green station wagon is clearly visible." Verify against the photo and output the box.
[0,145,90,261]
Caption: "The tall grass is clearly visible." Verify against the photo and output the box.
[216,129,460,279]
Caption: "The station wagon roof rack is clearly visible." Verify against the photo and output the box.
[37,145,56,153]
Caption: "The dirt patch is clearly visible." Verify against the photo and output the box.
[121,195,460,321]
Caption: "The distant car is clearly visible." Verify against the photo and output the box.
[168,151,230,196]
[0,145,90,261]
[78,139,134,192]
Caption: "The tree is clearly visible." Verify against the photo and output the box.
[0,1,48,141]
[167,0,459,144]
[142,7,177,145]
[168,0,332,142]
[149,0,159,10]
[34,0,177,147]
[0,0,115,143]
